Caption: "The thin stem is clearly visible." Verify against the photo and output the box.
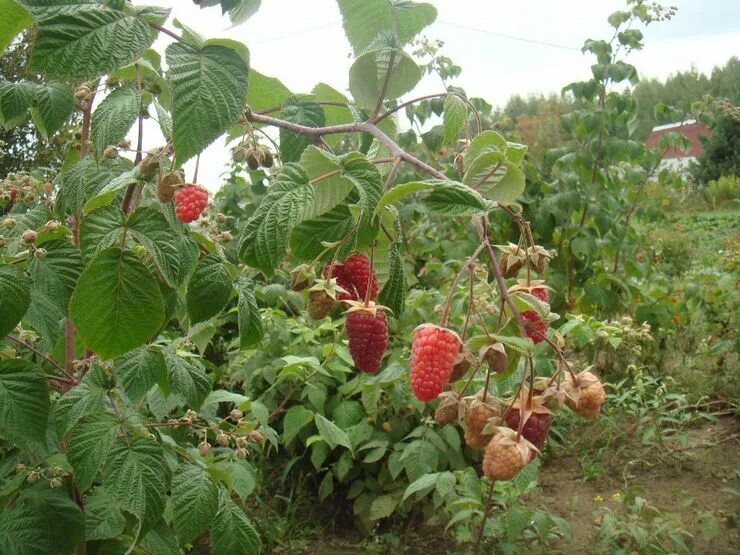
[255,101,350,116]
[7,335,76,383]
[122,64,144,214]
[373,93,449,124]
[483,236,527,338]
[148,22,183,42]
[474,480,496,553]
[373,49,397,118]
[193,154,201,184]
[364,242,376,306]
[383,157,402,192]
[439,244,484,327]
[460,265,476,340]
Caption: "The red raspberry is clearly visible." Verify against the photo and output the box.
[531,286,549,303]
[323,263,356,301]
[410,325,461,402]
[504,410,551,453]
[342,253,378,301]
[345,306,388,373]
[521,310,548,344]
[9,188,18,203]
[174,184,208,223]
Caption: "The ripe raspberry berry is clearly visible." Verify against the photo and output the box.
[323,262,356,301]
[531,286,549,303]
[509,279,550,304]
[521,310,548,344]
[174,184,208,223]
[342,253,378,301]
[410,325,461,402]
[307,290,335,319]
[482,430,533,481]
[504,394,552,457]
[9,188,17,202]
[565,369,606,419]
[464,400,500,449]
[345,302,388,373]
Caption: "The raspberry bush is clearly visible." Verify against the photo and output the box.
[0,0,685,552]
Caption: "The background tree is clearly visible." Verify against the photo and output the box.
[0,35,77,176]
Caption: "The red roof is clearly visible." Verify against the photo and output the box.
[645,121,712,159]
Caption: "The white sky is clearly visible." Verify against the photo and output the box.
[133,0,740,189]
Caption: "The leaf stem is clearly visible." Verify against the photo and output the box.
[7,335,77,384]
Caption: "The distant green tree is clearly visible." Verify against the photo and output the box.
[631,57,740,140]
[0,35,77,176]
[691,99,740,182]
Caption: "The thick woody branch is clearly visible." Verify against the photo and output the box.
[245,112,448,181]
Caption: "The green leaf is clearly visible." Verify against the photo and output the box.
[299,146,354,216]
[186,254,233,324]
[221,0,261,24]
[18,487,85,554]
[279,95,326,163]
[245,68,291,113]
[219,460,256,500]
[290,204,354,260]
[0,80,34,128]
[369,494,398,520]
[82,170,140,216]
[0,359,49,445]
[377,179,490,215]
[128,206,182,287]
[238,164,314,275]
[25,1,156,79]
[235,278,263,349]
[282,406,314,445]
[311,82,353,148]
[349,37,422,110]
[84,487,126,541]
[314,413,353,452]
[27,239,81,313]
[28,81,74,138]
[54,366,108,435]
[211,491,261,555]
[55,159,130,217]
[443,94,467,145]
[402,472,438,501]
[167,41,249,162]
[91,85,140,159]
[163,348,211,409]
[67,412,119,490]
[0,497,50,554]
[0,267,31,338]
[69,247,166,359]
[377,237,405,316]
[0,0,31,53]
[115,347,166,402]
[337,0,437,55]
[342,153,383,247]
[169,463,219,545]
[104,437,171,532]
[79,205,126,263]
